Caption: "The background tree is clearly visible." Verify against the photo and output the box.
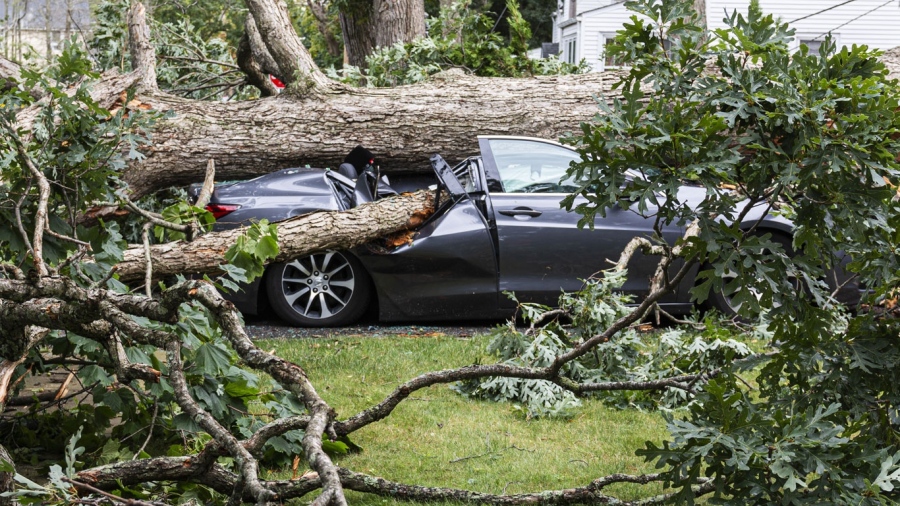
[484,0,556,50]
[329,0,588,87]
[337,0,425,68]
[297,0,345,68]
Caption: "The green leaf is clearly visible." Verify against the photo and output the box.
[194,343,233,374]
[78,365,114,387]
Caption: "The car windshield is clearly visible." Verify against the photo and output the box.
[487,139,581,193]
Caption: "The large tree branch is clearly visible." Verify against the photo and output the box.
[114,189,435,282]
[166,340,275,504]
[243,0,332,92]
[0,220,718,504]
[127,2,158,91]
[187,282,348,505]
[236,15,282,97]
[73,453,719,504]
[0,55,43,100]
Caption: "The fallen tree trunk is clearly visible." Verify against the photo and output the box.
[121,70,626,197]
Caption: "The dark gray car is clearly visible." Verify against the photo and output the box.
[200,136,848,327]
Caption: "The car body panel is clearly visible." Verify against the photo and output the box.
[212,168,341,227]
[360,199,504,321]
[491,192,685,306]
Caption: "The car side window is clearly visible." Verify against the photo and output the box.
[487,139,582,193]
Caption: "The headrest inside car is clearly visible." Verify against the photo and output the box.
[337,162,358,179]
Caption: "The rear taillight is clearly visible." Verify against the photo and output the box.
[205,203,240,220]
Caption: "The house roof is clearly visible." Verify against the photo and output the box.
[576,0,628,18]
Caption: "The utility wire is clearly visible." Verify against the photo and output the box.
[789,0,859,23]
[808,0,895,41]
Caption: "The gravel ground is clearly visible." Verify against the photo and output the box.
[243,316,502,340]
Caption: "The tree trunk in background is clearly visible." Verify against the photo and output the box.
[339,0,425,69]
[373,0,425,48]
[339,0,376,68]
[44,0,52,60]
[693,0,706,31]
[307,0,343,59]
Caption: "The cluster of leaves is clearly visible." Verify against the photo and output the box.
[90,0,257,101]
[456,270,756,418]
[328,0,589,87]
[542,0,900,503]
[0,43,300,501]
[0,42,156,267]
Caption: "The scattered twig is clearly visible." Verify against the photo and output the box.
[194,160,216,209]
[63,477,163,506]
[656,306,705,329]
[449,450,495,464]
[158,55,240,69]
[123,195,193,239]
[89,265,119,290]
[502,480,524,494]
[4,382,97,409]
[54,372,75,401]
[141,222,153,298]
[167,76,246,95]
[133,401,158,460]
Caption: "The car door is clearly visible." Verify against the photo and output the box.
[479,136,682,308]
[356,154,504,322]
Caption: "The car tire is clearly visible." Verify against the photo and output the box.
[705,232,795,318]
[265,250,372,327]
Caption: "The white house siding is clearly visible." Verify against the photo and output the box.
[554,0,900,72]
[553,1,634,71]
[707,0,900,51]
[577,2,631,71]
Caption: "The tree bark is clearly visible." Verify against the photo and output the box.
[373,0,425,48]
[693,0,707,31]
[120,69,626,196]
[236,15,282,97]
[244,0,331,89]
[0,443,12,506]
[339,0,425,69]
[1,54,43,99]
[338,1,376,69]
[0,54,20,92]
[127,2,157,91]
[114,189,436,282]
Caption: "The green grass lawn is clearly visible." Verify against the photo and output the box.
[258,333,672,505]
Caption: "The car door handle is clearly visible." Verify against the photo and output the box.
[498,207,542,218]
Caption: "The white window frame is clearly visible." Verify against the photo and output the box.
[793,33,841,54]
[598,32,627,72]
[563,36,577,65]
